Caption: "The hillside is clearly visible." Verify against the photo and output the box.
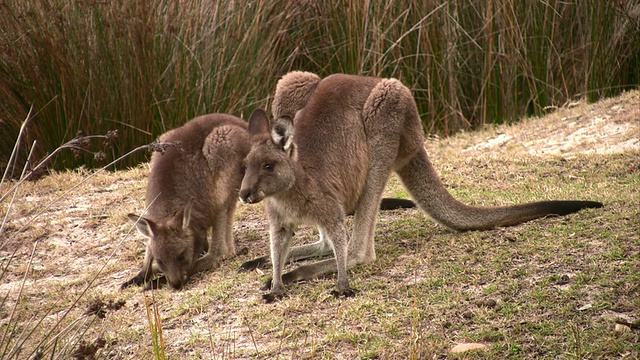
[1,90,638,359]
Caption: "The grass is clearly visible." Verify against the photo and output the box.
[74,157,640,358]
[1,0,639,174]
[0,91,638,357]
[144,291,167,360]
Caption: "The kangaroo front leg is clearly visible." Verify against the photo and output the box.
[273,223,355,298]
[324,222,355,297]
[263,224,294,303]
[121,243,159,289]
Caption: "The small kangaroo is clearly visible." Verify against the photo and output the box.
[239,71,603,302]
[121,114,250,290]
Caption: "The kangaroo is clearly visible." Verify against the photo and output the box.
[239,71,603,302]
[121,114,250,290]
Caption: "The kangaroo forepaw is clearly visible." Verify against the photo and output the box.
[120,279,139,290]
[237,255,269,273]
[143,276,167,291]
[120,274,146,290]
[331,288,358,299]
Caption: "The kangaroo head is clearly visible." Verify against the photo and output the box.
[239,109,296,204]
[128,203,196,289]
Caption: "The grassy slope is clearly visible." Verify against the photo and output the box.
[1,92,638,359]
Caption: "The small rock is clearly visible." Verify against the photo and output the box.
[450,343,488,353]
[462,311,474,319]
[474,298,497,308]
[615,323,631,333]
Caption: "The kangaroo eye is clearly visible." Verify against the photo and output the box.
[263,163,274,172]
[177,252,186,263]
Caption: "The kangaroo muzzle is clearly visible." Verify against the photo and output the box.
[239,188,262,204]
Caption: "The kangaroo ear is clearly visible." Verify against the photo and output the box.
[128,213,155,238]
[177,201,193,230]
[248,108,270,137]
[271,116,294,155]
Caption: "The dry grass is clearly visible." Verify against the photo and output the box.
[1,91,638,358]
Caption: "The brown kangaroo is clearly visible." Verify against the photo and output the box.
[239,71,603,302]
[121,114,250,290]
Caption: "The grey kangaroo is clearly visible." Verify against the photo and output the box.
[121,114,250,290]
[238,71,603,302]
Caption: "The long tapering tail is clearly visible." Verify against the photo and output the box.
[395,149,603,231]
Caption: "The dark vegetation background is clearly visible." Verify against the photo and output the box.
[1,0,639,174]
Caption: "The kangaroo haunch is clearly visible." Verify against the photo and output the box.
[239,71,603,302]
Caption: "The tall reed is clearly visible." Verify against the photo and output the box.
[1,0,638,173]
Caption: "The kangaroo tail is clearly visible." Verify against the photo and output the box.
[395,149,603,231]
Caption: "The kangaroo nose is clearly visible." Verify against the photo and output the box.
[239,189,253,204]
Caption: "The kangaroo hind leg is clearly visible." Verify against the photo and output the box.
[350,78,410,266]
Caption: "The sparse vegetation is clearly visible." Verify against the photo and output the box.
[1,91,638,358]
[1,1,639,357]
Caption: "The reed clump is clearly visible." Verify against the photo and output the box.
[1,0,638,173]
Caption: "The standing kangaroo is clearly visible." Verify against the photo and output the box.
[121,114,250,290]
[239,71,603,302]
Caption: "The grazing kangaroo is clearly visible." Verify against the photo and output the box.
[239,71,603,302]
[121,114,250,290]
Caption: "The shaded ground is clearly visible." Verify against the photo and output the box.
[1,90,638,359]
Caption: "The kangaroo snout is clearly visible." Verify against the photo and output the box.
[239,189,258,204]
[167,273,189,290]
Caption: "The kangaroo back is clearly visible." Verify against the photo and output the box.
[147,114,248,223]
